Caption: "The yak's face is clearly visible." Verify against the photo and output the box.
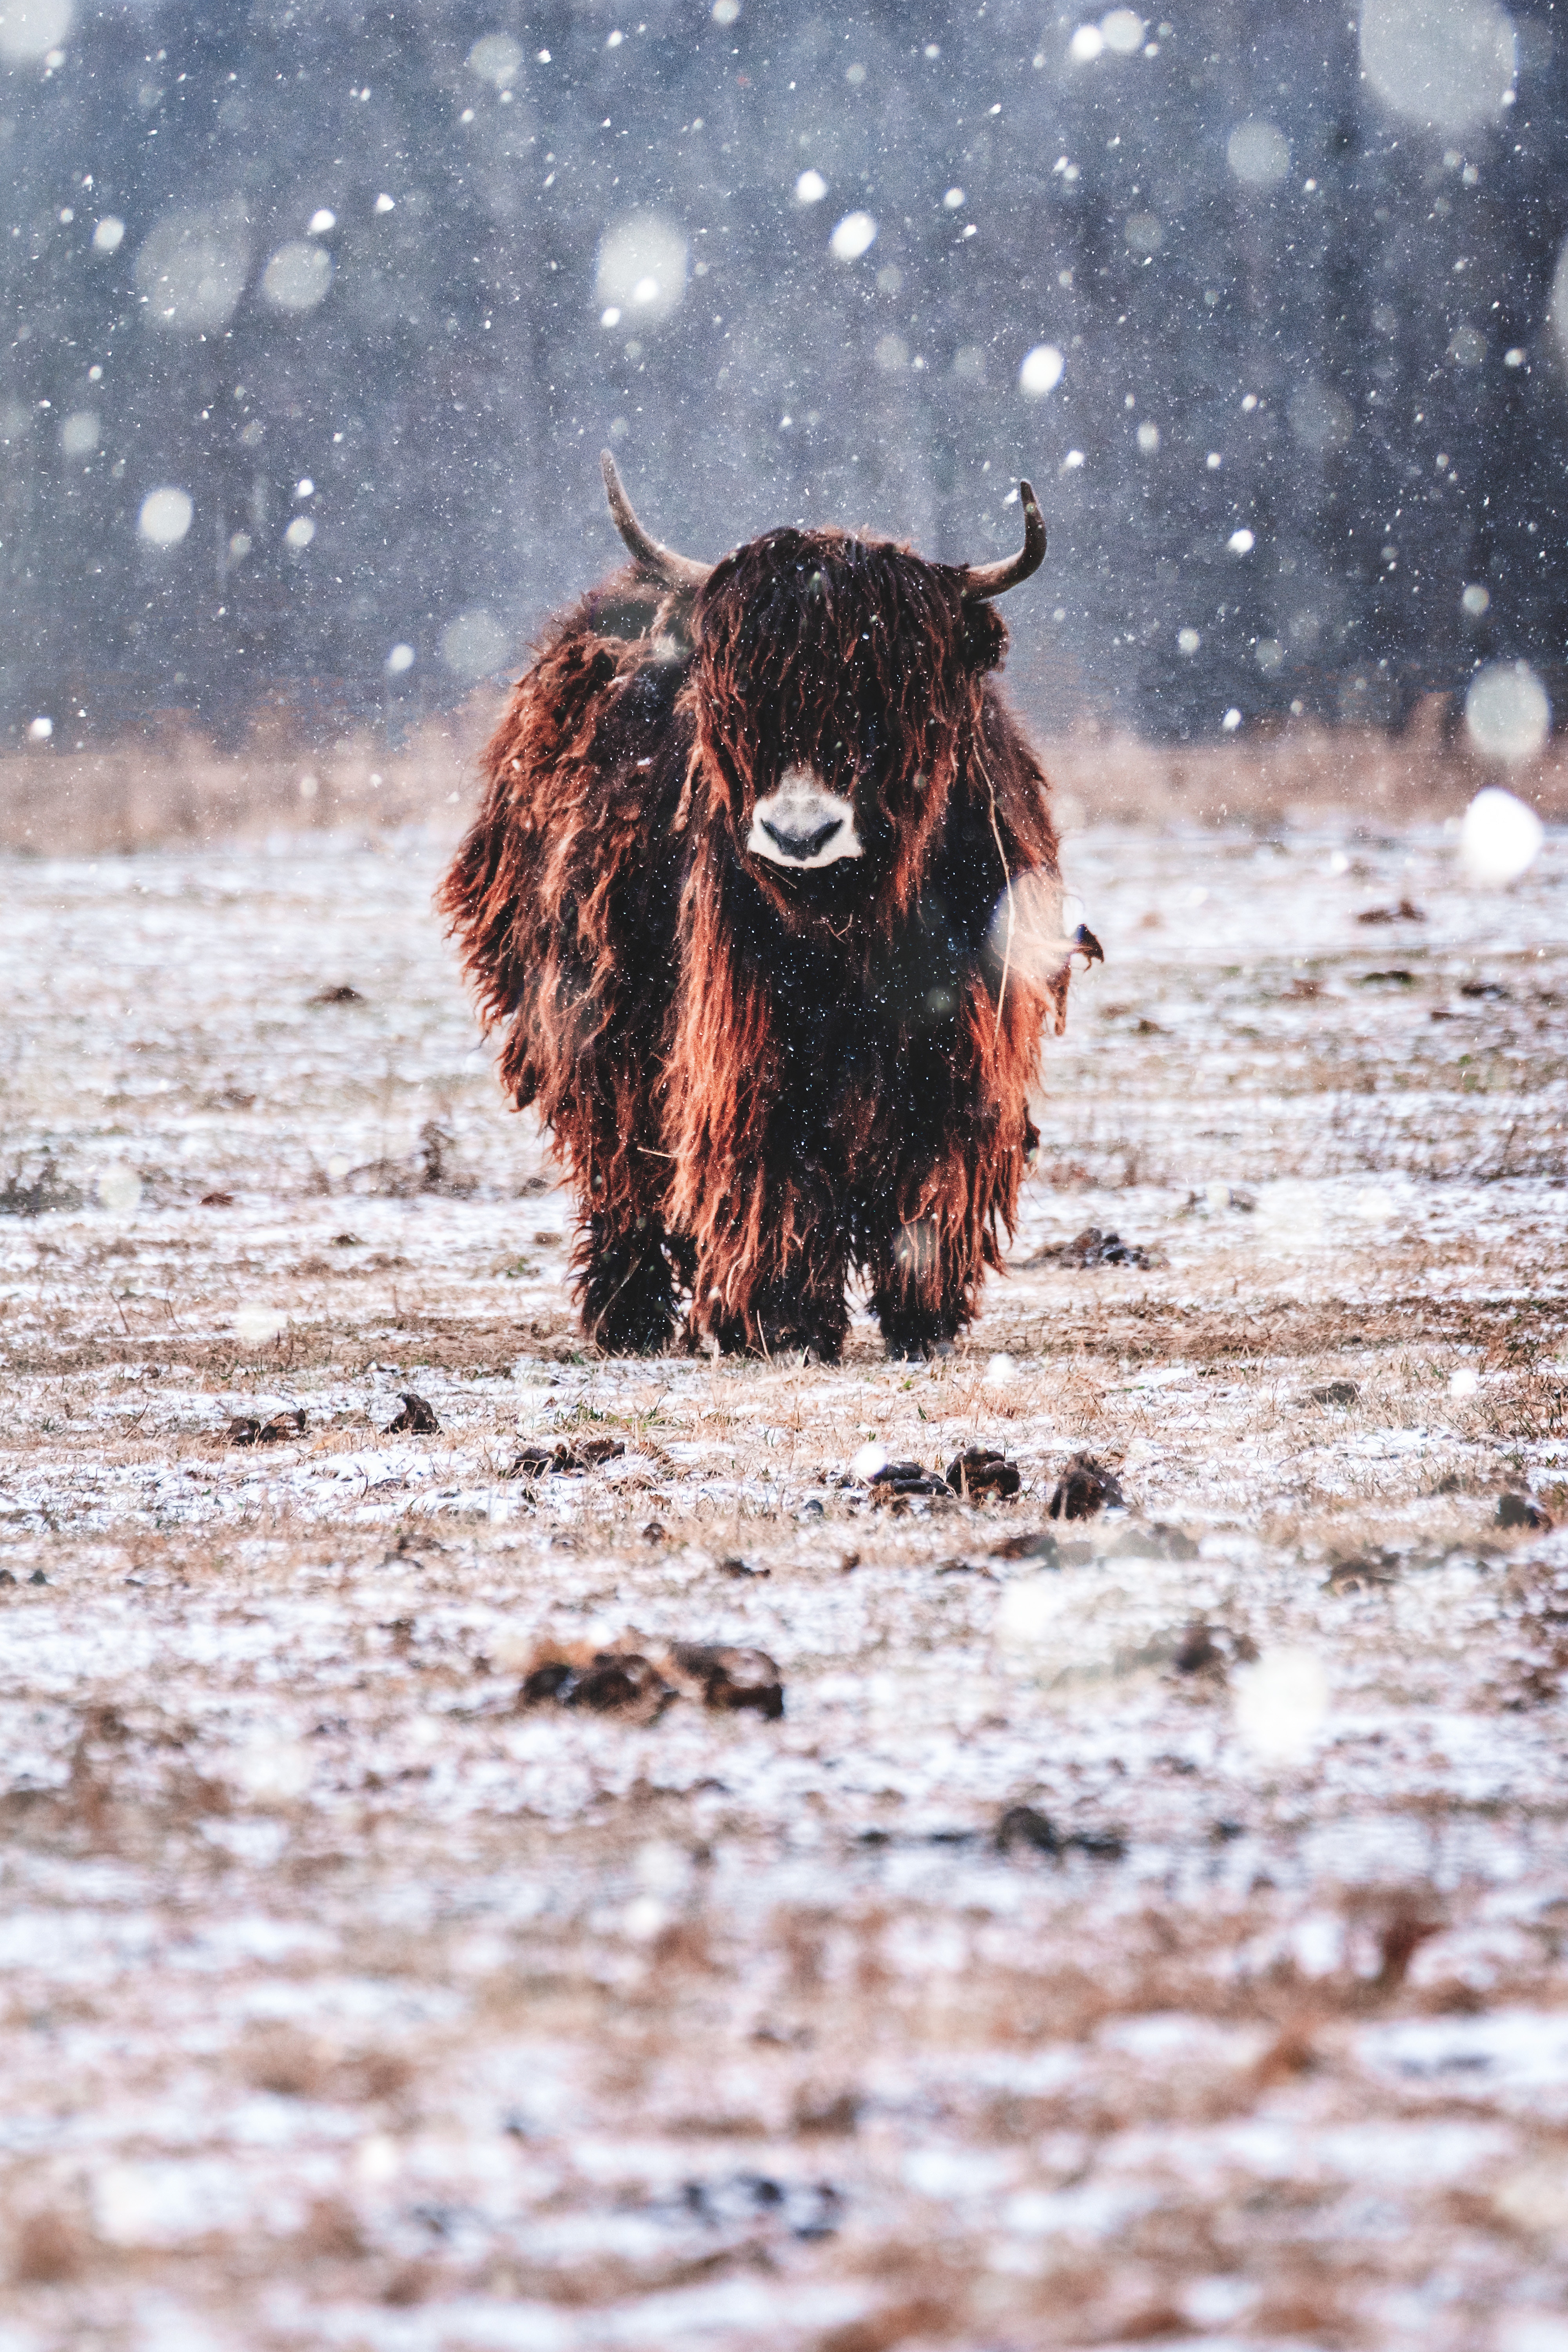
[689,526,1008,890]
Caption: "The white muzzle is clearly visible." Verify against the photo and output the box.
[746,769,864,869]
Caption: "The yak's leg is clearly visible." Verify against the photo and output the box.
[867,1195,984,1359]
[577,1208,681,1354]
[692,1171,851,1363]
[566,1105,682,1354]
[703,1252,851,1362]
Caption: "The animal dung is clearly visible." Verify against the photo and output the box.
[1497,1492,1553,1532]
[386,1392,440,1436]
[516,1637,784,1722]
[1325,1550,1401,1595]
[668,1642,786,1719]
[1356,898,1425,924]
[989,1527,1062,1566]
[509,1436,625,1477]
[1047,1452,1125,1521]
[868,1461,951,1506]
[1173,1623,1226,1676]
[1027,1225,1162,1270]
[520,1649,673,1722]
[946,1445,1022,1500]
[995,1804,1125,1860]
[226,1407,306,1446]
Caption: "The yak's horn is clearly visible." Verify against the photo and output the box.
[962,479,1047,599]
[601,450,712,593]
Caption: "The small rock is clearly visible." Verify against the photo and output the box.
[1027,1225,1163,1270]
[1173,1623,1225,1675]
[946,1445,1021,1501]
[1356,898,1425,924]
[199,1191,234,1208]
[996,1805,1062,1856]
[670,1642,786,1720]
[1070,1827,1128,1860]
[1498,1492,1553,1532]
[1047,1453,1125,1522]
[517,1639,785,1723]
[227,1408,307,1446]
[509,1435,624,1475]
[995,1806,1126,1862]
[574,1435,626,1467]
[27,1568,47,1586]
[640,1520,667,1544]
[331,1231,365,1247]
[989,1528,1062,1566]
[1326,1549,1400,1594]
[936,1557,997,1579]
[799,1497,825,1519]
[1309,1379,1360,1406]
[386,1392,439,1436]
[718,1555,769,1579]
[310,982,366,1004]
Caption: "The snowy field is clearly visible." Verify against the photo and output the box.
[2,813,1567,2352]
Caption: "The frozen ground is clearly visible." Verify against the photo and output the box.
[1,814,1566,2352]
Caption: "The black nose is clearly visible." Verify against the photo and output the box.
[761,815,843,862]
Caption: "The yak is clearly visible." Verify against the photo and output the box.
[438,454,1100,1362]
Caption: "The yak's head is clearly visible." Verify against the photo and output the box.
[601,453,1045,915]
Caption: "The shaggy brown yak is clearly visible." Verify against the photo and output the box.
[438,455,1099,1360]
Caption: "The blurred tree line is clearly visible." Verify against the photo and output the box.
[3,0,1568,750]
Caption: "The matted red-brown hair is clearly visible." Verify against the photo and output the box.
[438,469,1091,1360]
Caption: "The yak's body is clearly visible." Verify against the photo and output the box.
[439,487,1085,1360]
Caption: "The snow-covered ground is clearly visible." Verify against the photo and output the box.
[1,815,1566,2351]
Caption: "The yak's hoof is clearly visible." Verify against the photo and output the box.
[588,1325,675,1358]
[581,1272,679,1357]
[703,1315,845,1365]
[883,1334,956,1363]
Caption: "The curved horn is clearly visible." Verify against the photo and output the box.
[961,479,1047,599]
[601,450,712,593]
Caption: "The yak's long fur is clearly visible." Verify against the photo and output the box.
[438,517,1080,1359]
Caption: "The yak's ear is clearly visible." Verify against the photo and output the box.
[960,599,1008,674]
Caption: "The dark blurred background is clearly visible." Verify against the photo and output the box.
[4,0,1568,752]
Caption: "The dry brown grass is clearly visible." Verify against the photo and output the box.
[0,714,479,855]
[4,694,1566,853]
[1044,698,1568,829]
